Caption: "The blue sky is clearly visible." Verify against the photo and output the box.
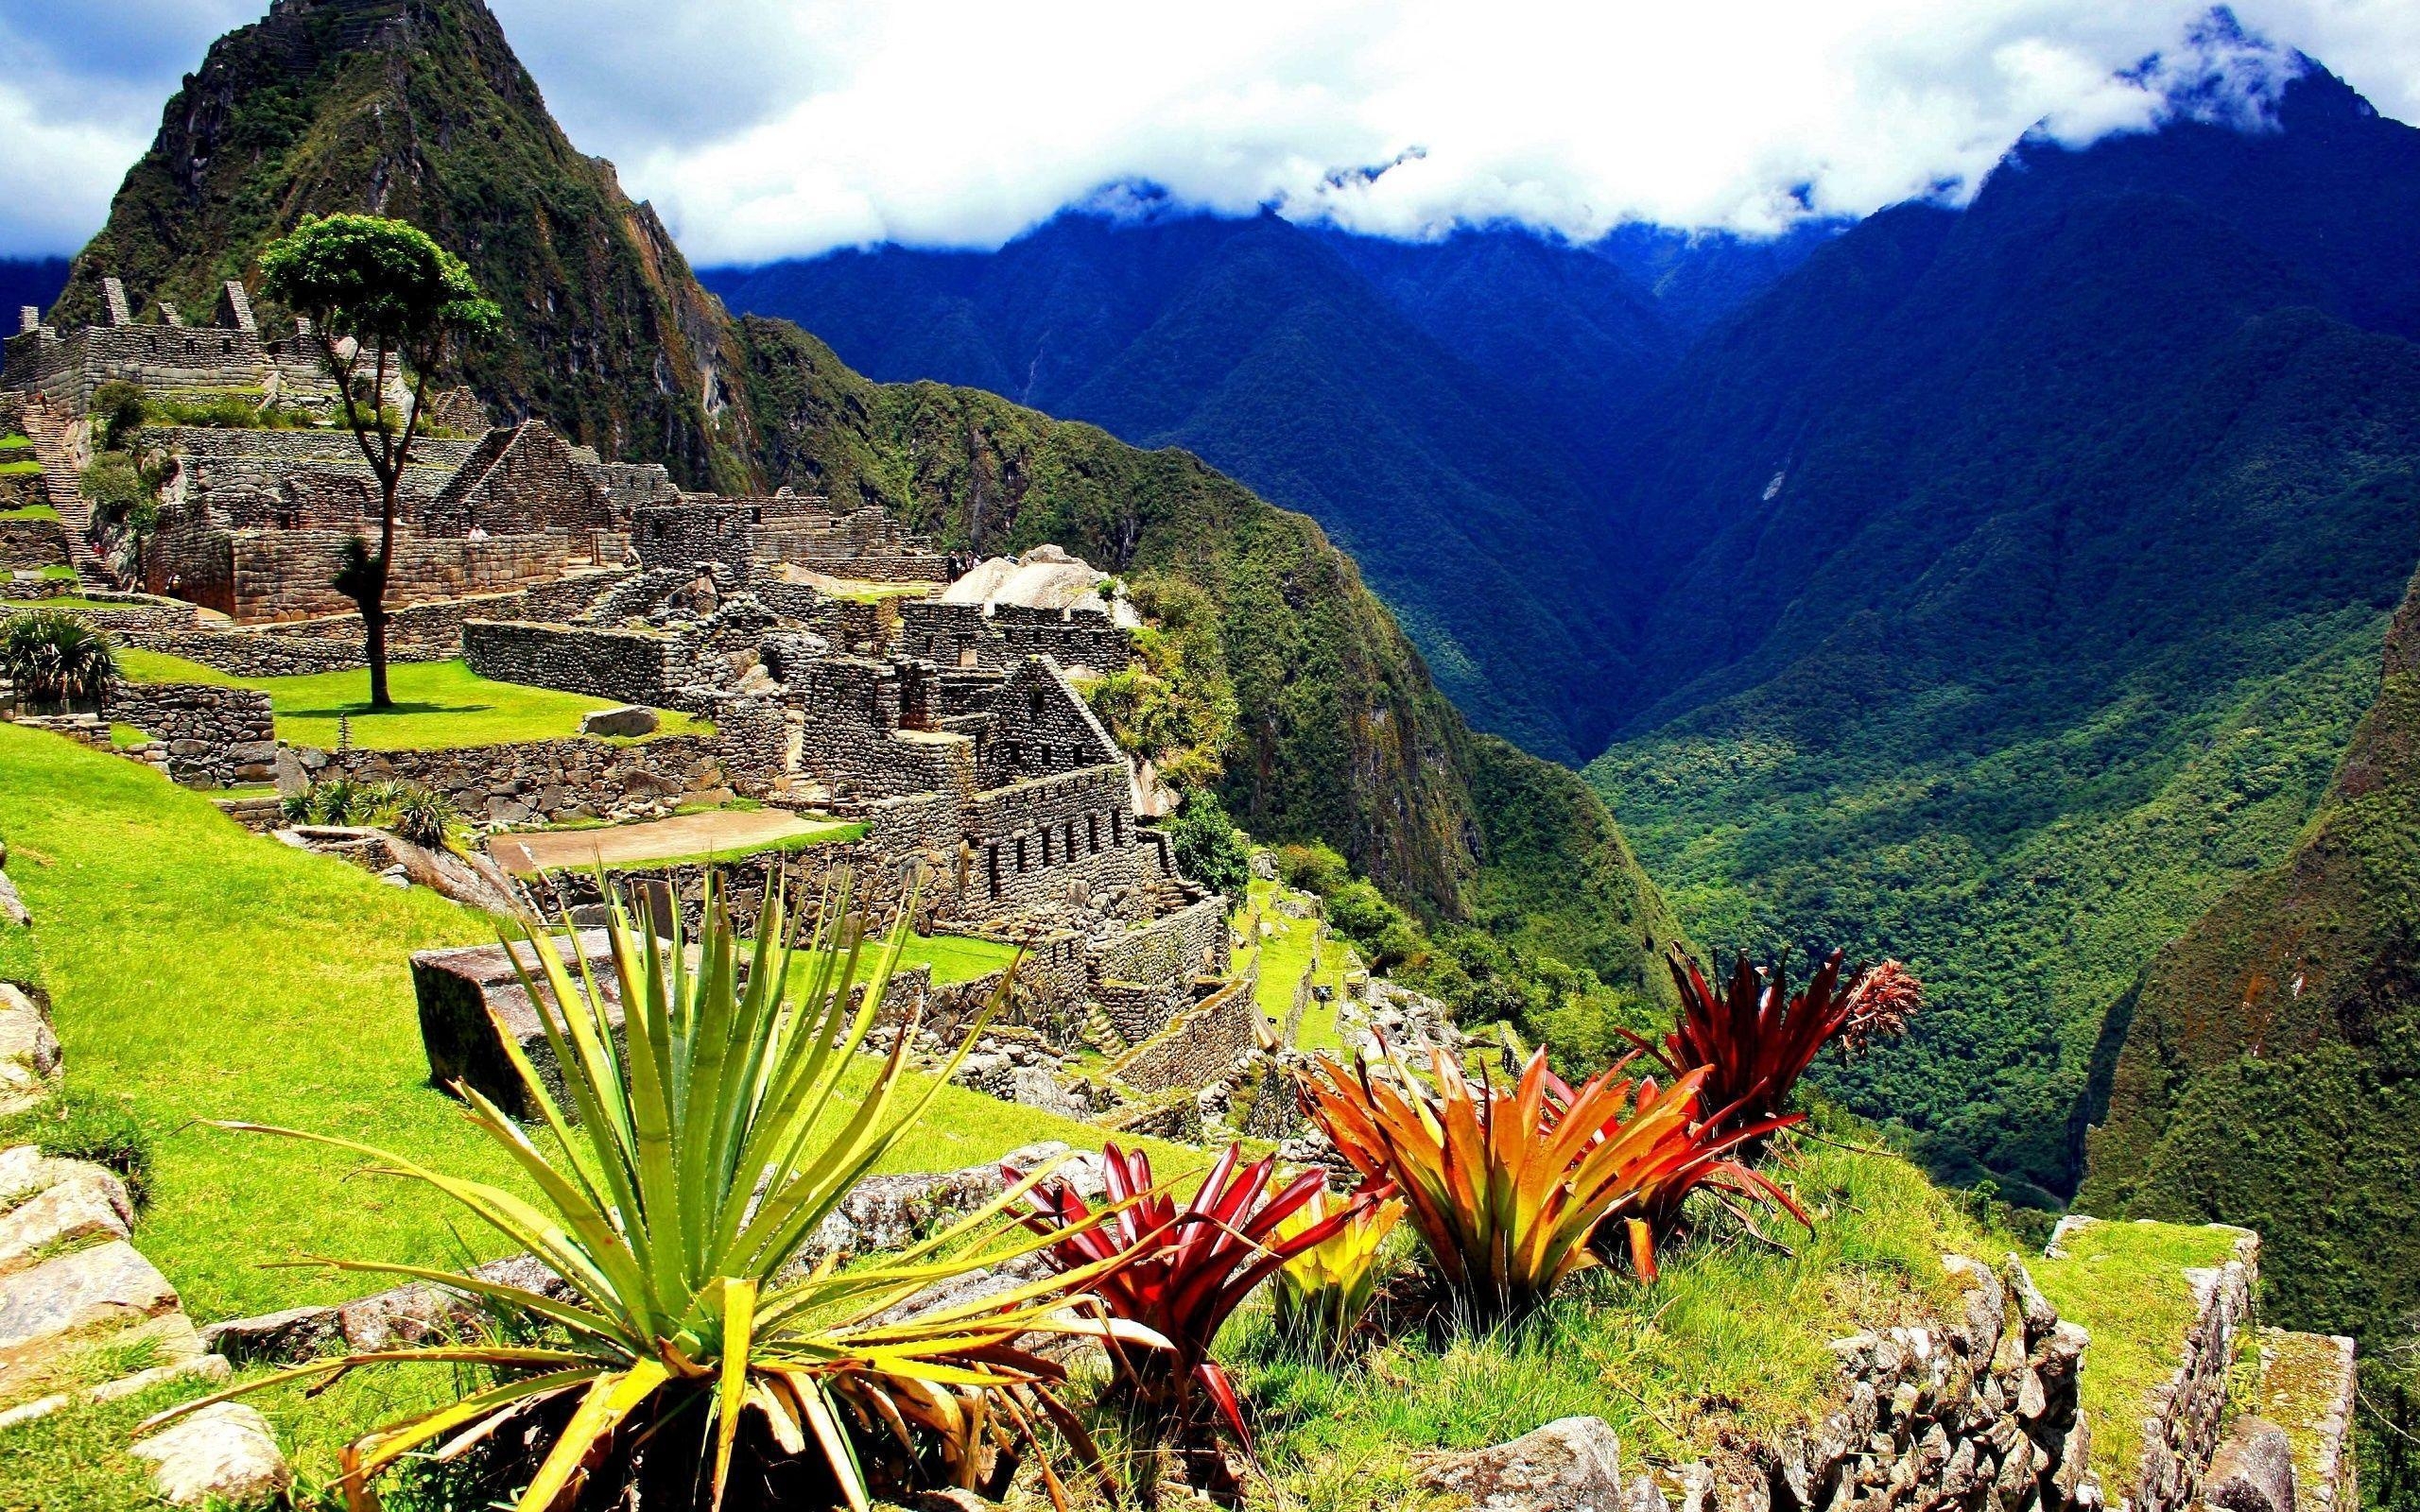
[1,0,2416,263]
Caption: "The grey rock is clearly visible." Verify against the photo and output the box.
[579,704,659,738]
[1421,1416,1627,1511]
[0,1239,179,1355]
[131,1402,293,1508]
[200,1305,342,1365]
[0,871,27,928]
[0,1162,132,1277]
[2204,1418,2296,1512]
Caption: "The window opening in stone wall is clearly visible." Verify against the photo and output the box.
[1112,811,1124,847]
[988,845,1000,896]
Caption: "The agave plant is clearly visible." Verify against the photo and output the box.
[1269,1187,1405,1358]
[1008,1143,1372,1464]
[1630,947,1924,1138]
[2,610,116,708]
[1298,1046,1799,1321]
[138,875,1157,1512]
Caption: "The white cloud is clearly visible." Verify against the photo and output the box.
[0,0,2415,264]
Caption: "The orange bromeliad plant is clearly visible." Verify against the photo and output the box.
[1297,1046,1801,1322]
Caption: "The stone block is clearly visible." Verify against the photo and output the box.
[1421,1416,1627,1511]
[580,703,659,738]
[410,929,625,1121]
[131,1402,293,1508]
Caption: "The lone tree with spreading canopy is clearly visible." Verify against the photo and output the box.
[259,214,499,708]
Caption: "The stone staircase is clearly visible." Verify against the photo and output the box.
[1082,1003,1131,1056]
[14,400,110,587]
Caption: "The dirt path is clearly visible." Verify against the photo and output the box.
[490,808,838,874]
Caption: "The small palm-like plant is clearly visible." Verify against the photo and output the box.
[139,876,1153,1512]
[1298,1046,1796,1322]
[1009,1143,1371,1465]
[1270,1187,1405,1358]
[3,610,116,708]
[1630,948,1923,1139]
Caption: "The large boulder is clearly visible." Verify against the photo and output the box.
[1421,1416,1628,1511]
[579,704,659,738]
[131,1402,293,1508]
[2204,1418,2297,1512]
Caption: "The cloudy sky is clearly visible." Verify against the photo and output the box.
[2,0,2417,264]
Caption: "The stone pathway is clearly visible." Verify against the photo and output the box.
[0,1146,228,1432]
[489,806,842,875]
[0,856,288,1505]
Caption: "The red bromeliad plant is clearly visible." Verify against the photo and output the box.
[1007,1143,1373,1459]
[1629,947,1924,1139]
[1298,1046,1802,1322]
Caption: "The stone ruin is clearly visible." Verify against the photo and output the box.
[4,278,1232,1136]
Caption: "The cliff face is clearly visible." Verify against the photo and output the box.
[2080,566,2420,1347]
[52,0,758,490]
[48,0,1682,998]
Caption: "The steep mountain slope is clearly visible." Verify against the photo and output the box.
[49,0,758,490]
[48,0,1685,1009]
[1585,61,2420,1200]
[711,212,1663,760]
[2078,564,2420,1485]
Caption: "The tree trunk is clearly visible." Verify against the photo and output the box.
[364,602,390,709]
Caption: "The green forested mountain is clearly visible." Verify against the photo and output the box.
[1584,60,2420,1203]
[2078,564,2420,1491]
[48,0,1685,1011]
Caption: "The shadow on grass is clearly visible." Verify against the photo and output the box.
[283,700,498,717]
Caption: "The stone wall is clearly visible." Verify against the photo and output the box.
[1630,1255,2100,1512]
[2,321,340,412]
[2047,1217,2258,1512]
[1103,978,1257,1095]
[222,571,631,654]
[313,735,722,827]
[792,657,974,800]
[462,619,696,708]
[0,517,69,573]
[421,423,612,537]
[897,601,1135,675]
[18,594,204,637]
[973,658,1124,789]
[959,765,1163,921]
[103,681,275,787]
[116,627,409,678]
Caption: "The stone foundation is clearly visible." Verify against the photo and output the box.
[103,681,275,786]
[310,735,723,827]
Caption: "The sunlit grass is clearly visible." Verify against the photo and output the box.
[2031,1217,2243,1492]
[112,651,704,749]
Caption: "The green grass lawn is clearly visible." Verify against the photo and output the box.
[1237,879,1357,1051]
[112,651,706,749]
[0,458,41,477]
[0,504,60,522]
[2031,1217,2244,1492]
[2,596,122,610]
